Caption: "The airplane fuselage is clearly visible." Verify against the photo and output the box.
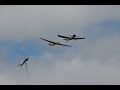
[63,36,76,41]
[64,35,85,41]
[71,35,76,39]
[48,42,59,46]
[66,35,76,40]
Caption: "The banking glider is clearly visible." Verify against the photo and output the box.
[40,38,72,47]
[58,34,85,42]
[18,44,29,78]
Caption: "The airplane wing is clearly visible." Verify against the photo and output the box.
[40,38,55,44]
[58,35,70,39]
[58,43,72,47]
[74,37,86,39]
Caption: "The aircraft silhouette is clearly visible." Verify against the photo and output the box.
[58,34,85,42]
[40,38,72,47]
[18,44,29,78]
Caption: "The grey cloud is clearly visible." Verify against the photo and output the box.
[0,5,120,40]
[17,50,120,85]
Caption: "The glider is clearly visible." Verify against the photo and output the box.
[40,38,72,47]
[18,44,29,78]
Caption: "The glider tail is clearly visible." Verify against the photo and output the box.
[18,64,23,69]
[18,64,22,66]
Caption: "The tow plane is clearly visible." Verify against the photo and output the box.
[58,34,85,42]
[40,38,72,47]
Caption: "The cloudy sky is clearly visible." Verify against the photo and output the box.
[0,5,120,85]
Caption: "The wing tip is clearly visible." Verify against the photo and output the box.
[40,38,44,40]
[57,35,60,37]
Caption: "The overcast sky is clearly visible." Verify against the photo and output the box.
[0,5,120,85]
